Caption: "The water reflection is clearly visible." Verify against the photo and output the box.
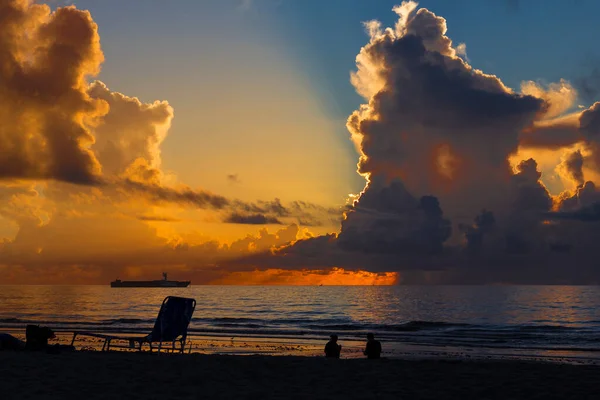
[2,285,600,353]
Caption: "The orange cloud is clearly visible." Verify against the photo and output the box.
[0,0,107,184]
[0,263,399,286]
[210,268,399,285]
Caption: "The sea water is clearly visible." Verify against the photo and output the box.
[1,285,600,360]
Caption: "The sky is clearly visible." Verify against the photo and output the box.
[2,0,600,284]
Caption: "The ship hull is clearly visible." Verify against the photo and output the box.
[110,280,190,288]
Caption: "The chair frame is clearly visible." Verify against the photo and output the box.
[70,296,196,354]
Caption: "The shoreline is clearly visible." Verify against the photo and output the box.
[2,351,600,399]
[5,329,600,365]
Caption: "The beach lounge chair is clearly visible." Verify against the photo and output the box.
[70,296,196,353]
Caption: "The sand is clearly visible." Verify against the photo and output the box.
[1,351,600,400]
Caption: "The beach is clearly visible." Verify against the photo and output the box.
[2,351,600,399]
[4,285,600,398]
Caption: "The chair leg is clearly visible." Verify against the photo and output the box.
[106,339,111,351]
[70,333,77,347]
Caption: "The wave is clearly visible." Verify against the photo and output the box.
[3,316,600,350]
[104,318,154,325]
[0,317,591,334]
[0,317,154,326]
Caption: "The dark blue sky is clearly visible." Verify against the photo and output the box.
[78,0,600,112]
[264,0,600,118]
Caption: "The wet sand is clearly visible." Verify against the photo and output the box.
[2,351,600,400]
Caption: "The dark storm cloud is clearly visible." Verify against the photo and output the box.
[559,150,585,186]
[348,2,545,230]
[337,178,451,255]
[579,102,600,138]
[459,209,496,253]
[343,2,546,261]
[556,181,600,211]
[518,116,583,150]
[510,159,552,213]
[545,203,600,222]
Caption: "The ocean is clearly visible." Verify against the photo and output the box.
[1,285,600,360]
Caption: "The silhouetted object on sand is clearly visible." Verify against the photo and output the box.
[0,333,25,350]
[324,334,342,358]
[71,296,196,353]
[26,325,55,351]
[363,333,382,359]
[26,325,75,353]
[1,325,73,353]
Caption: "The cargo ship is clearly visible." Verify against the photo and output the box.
[110,273,190,288]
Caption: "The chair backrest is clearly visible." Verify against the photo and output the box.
[148,296,196,342]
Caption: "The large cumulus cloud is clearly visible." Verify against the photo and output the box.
[0,0,106,184]
[89,81,174,177]
[344,1,551,256]
[0,0,334,226]
[348,2,544,228]
[227,1,600,284]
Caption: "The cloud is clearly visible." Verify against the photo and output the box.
[224,213,282,225]
[520,80,577,119]
[575,57,600,103]
[347,2,546,233]
[136,215,181,222]
[556,181,600,211]
[455,42,468,62]
[6,0,600,284]
[0,1,334,229]
[348,2,544,228]
[208,267,398,285]
[545,202,600,222]
[0,218,306,283]
[337,177,451,255]
[0,0,347,285]
[227,174,241,184]
[557,150,585,186]
[518,113,583,150]
[223,2,600,284]
[0,0,106,184]
[88,81,174,176]
[120,178,230,210]
[459,209,496,253]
